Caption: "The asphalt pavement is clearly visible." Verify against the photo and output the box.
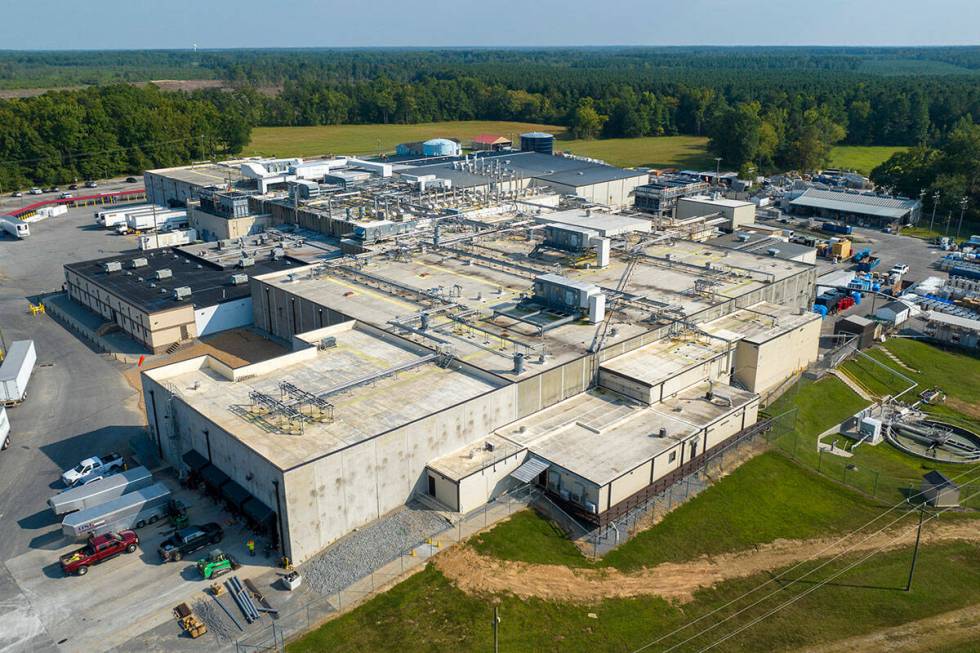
[0,177,142,214]
[0,205,146,652]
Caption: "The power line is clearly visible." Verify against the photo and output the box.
[629,462,980,653]
[694,482,980,653]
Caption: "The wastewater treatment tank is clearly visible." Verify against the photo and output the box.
[520,132,555,155]
[422,138,461,157]
[886,418,980,463]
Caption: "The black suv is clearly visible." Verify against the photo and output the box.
[158,523,223,562]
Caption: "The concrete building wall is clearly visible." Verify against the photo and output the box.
[608,459,654,506]
[194,298,253,337]
[544,464,601,512]
[542,176,644,208]
[281,383,519,563]
[734,317,820,394]
[427,469,460,510]
[455,451,526,514]
[65,267,196,352]
[190,207,272,241]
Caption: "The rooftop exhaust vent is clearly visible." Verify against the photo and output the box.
[154,268,173,280]
[229,273,248,286]
[103,261,122,273]
[173,286,192,300]
[130,257,148,269]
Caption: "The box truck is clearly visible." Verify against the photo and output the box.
[0,340,36,405]
[0,216,30,239]
[61,482,173,539]
[48,466,154,515]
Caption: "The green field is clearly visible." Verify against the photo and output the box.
[289,450,980,653]
[827,145,908,175]
[244,121,566,158]
[474,454,888,572]
[554,135,714,170]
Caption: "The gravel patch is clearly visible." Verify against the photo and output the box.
[303,504,449,596]
[194,596,237,643]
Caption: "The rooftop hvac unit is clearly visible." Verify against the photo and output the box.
[103,261,122,273]
[238,257,255,268]
[154,268,172,280]
[767,248,780,256]
[736,232,752,242]
[318,336,337,350]
[130,257,148,269]
[229,273,248,285]
[173,286,192,300]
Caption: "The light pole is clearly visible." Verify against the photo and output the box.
[714,157,722,189]
[929,191,941,232]
[957,197,969,240]
[918,189,926,225]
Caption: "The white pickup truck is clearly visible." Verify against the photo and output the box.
[61,453,125,487]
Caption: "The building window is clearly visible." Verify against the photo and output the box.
[668,451,677,463]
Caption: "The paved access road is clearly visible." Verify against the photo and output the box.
[0,206,145,652]
[0,177,142,214]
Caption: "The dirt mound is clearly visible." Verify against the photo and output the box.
[435,521,980,603]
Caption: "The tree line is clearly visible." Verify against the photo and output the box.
[3,48,980,188]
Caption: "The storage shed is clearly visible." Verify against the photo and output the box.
[835,315,879,349]
[921,471,960,507]
[875,300,912,326]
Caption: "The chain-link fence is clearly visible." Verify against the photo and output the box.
[235,484,541,653]
[581,410,798,558]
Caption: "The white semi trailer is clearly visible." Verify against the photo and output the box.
[0,216,30,239]
[61,482,173,539]
[0,340,36,405]
[0,406,10,450]
[95,204,151,227]
[48,466,154,515]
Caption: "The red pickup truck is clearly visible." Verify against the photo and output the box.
[60,531,139,576]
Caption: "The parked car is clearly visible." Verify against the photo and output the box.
[29,188,43,195]
[10,191,22,198]
[84,180,98,188]
[125,177,138,183]
[60,531,139,576]
[59,192,74,199]
[890,263,910,275]
[158,523,224,562]
[68,184,78,190]
[43,186,59,193]
[61,453,125,487]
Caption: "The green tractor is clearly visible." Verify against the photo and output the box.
[196,549,238,580]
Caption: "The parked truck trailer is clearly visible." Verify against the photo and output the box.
[0,216,30,239]
[0,340,36,405]
[0,406,9,450]
[62,482,173,539]
[95,204,151,227]
[48,466,154,515]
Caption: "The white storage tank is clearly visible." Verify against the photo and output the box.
[422,138,461,157]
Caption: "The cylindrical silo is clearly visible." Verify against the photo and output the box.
[520,132,554,155]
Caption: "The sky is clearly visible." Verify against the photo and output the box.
[1,0,979,50]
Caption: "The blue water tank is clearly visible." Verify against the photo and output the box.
[851,291,862,305]
[520,132,555,154]
[812,304,829,318]
[422,138,461,157]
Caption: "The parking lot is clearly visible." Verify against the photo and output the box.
[0,207,302,653]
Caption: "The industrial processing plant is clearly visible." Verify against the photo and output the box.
[133,143,820,563]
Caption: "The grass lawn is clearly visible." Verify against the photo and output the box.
[765,376,870,443]
[555,135,713,170]
[245,121,565,158]
[840,350,916,399]
[827,145,908,175]
[288,540,980,653]
[467,453,885,572]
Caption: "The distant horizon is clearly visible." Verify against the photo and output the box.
[1,0,978,50]
[3,44,980,53]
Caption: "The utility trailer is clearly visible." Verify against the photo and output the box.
[0,340,36,406]
[0,406,10,450]
[94,204,151,227]
[62,482,172,539]
[48,466,154,516]
[0,216,30,239]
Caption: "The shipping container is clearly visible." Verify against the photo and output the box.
[822,222,853,235]
[61,482,172,539]
[48,466,154,515]
[0,340,36,404]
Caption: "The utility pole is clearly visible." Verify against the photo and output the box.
[929,191,941,232]
[714,157,722,190]
[957,197,969,240]
[905,505,927,592]
[492,606,501,653]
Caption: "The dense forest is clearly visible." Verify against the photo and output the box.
[2,47,980,197]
